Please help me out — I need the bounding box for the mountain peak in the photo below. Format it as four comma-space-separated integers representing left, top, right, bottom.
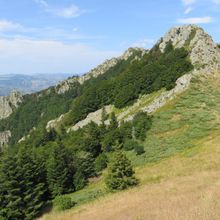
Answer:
159, 25, 220, 73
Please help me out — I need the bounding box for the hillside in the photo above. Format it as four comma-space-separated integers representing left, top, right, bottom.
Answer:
41, 72, 220, 220
1, 24, 220, 220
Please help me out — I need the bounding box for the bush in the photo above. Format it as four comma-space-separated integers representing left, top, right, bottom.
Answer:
134, 144, 145, 155
123, 139, 136, 151
73, 170, 87, 191
133, 112, 152, 141
95, 153, 107, 172
54, 196, 76, 211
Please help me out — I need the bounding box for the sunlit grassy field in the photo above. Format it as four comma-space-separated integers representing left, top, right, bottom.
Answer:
40, 73, 220, 220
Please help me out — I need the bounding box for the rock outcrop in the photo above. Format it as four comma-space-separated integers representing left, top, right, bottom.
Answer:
67, 106, 113, 132
0, 130, 11, 149
46, 114, 65, 131
159, 25, 220, 73
0, 91, 23, 119
55, 48, 148, 94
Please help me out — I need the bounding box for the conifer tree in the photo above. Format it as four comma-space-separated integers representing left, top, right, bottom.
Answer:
17, 147, 48, 220
105, 152, 138, 190
109, 112, 118, 130
46, 144, 75, 197
0, 147, 48, 220
0, 152, 23, 219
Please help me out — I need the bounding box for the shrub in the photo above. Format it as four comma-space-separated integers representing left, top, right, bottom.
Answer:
134, 144, 145, 155
123, 139, 136, 151
133, 112, 152, 141
95, 153, 107, 172
54, 196, 76, 211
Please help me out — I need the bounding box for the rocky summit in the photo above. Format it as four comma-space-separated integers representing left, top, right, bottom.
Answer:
159, 25, 220, 73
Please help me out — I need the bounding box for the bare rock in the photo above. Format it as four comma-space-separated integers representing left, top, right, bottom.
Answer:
0, 130, 11, 149
46, 114, 65, 131
0, 91, 23, 119
159, 25, 220, 73
67, 105, 113, 132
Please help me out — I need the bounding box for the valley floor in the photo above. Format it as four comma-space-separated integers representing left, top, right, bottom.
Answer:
41, 130, 220, 220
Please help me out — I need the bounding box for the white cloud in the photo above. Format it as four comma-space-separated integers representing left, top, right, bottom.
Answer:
182, 0, 196, 6
51, 5, 85, 18
132, 38, 155, 48
0, 37, 120, 74
177, 16, 213, 24
184, 7, 193, 14
34, 0, 85, 18
0, 20, 24, 32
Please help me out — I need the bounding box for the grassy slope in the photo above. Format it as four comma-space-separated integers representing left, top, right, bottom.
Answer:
41, 73, 220, 220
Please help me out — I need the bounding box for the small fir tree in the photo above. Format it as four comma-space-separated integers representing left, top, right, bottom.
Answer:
105, 152, 138, 190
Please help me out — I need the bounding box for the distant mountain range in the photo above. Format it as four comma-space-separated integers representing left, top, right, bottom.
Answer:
0, 73, 73, 96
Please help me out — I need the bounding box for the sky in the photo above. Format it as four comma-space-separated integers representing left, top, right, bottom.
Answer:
0, 0, 219, 75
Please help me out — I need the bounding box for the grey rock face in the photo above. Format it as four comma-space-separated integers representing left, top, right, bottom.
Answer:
0, 91, 23, 119
46, 114, 65, 131
159, 25, 220, 73
55, 48, 148, 94
67, 105, 113, 132
0, 130, 11, 149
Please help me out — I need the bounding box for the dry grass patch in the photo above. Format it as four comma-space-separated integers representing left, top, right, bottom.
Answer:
41, 132, 220, 220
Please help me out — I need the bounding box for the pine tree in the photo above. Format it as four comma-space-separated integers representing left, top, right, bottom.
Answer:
109, 112, 118, 130
105, 152, 138, 190
73, 169, 86, 191
46, 144, 75, 197
17, 147, 48, 220
0, 152, 23, 220
83, 122, 102, 157
0, 147, 48, 220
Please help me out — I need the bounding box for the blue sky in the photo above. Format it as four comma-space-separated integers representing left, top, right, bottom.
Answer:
0, 0, 219, 74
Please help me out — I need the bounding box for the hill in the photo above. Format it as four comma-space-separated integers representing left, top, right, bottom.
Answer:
1, 24, 220, 220
41, 71, 220, 220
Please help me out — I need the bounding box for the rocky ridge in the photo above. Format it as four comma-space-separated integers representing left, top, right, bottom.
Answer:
55, 48, 148, 94
65, 25, 220, 131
